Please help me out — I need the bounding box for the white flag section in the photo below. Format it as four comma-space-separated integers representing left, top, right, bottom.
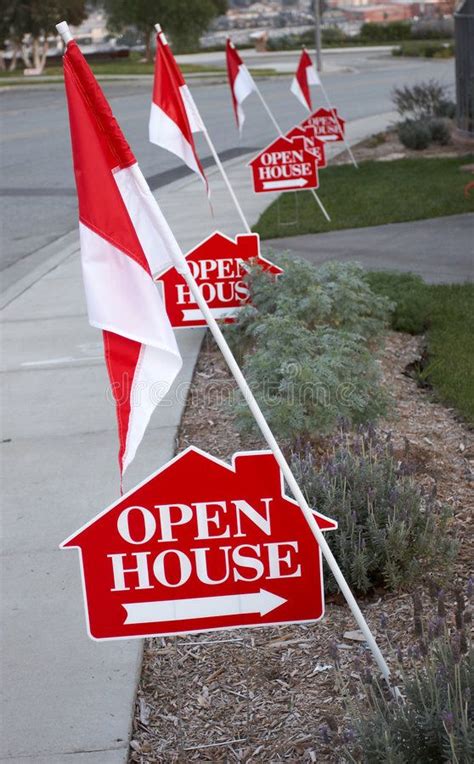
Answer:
150, 29, 208, 192
63, 38, 182, 480
291, 49, 321, 111
226, 39, 257, 133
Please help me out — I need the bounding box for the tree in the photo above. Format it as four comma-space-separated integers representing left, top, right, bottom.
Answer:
0, 0, 87, 72
102, 0, 227, 59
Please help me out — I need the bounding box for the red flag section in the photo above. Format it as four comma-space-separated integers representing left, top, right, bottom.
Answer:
226, 38, 256, 133
63, 41, 183, 479
290, 49, 321, 111
150, 30, 208, 192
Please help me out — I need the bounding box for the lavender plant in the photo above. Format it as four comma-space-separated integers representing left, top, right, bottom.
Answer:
343, 584, 473, 763
291, 427, 455, 593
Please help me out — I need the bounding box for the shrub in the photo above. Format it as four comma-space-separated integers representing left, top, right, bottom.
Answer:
227, 256, 392, 348
343, 585, 473, 763
233, 320, 388, 441
360, 21, 412, 42
428, 117, 451, 145
227, 258, 392, 443
392, 79, 456, 121
398, 119, 432, 150
291, 428, 455, 594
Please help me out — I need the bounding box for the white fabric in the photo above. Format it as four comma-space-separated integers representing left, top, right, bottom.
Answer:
290, 77, 308, 109
149, 101, 202, 179
290, 64, 320, 110
114, 164, 185, 277
233, 64, 256, 132
180, 84, 205, 133
306, 62, 321, 86
79, 222, 182, 473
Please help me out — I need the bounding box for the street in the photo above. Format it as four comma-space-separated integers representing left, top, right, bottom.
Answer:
0, 50, 454, 286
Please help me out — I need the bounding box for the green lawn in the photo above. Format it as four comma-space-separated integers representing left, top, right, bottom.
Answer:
254, 157, 474, 240
367, 272, 474, 423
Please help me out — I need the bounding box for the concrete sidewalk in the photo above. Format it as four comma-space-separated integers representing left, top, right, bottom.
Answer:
263, 214, 474, 284
1, 109, 397, 763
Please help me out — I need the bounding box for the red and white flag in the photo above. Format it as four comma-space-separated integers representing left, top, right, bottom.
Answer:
291, 49, 321, 111
150, 29, 208, 192
226, 38, 256, 134
63, 41, 183, 478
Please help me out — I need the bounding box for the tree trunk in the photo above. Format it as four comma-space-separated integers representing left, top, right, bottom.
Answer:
38, 39, 49, 74
21, 42, 32, 68
144, 30, 152, 62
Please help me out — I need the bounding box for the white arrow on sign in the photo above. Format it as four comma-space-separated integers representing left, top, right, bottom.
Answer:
123, 588, 287, 625
262, 178, 309, 190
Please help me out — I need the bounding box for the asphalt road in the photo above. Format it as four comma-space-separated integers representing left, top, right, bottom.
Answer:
0, 50, 454, 281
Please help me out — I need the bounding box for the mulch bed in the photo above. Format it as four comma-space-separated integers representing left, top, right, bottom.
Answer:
129, 328, 473, 762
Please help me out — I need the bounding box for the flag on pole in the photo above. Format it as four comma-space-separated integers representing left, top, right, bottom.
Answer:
150, 30, 208, 193
63, 40, 183, 479
226, 38, 257, 134
291, 49, 321, 111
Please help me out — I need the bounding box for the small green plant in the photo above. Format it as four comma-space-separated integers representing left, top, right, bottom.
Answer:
341, 584, 473, 763
398, 119, 432, 150
392, 79, 455, 121
428, 117, 452, 145
291, 427, 455, 594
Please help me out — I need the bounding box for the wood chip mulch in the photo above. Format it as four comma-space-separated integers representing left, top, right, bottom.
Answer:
130, 330, 473, 763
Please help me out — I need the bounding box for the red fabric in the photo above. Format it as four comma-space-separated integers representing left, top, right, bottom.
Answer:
295, 49, 313, 111
63, 41, 150, 276
226, 39, 241, 127
63, 41, 152, 481
103, 330, 141, 478
152, 34, 207, 186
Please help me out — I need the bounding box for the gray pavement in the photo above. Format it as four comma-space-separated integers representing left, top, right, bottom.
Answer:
0, 50, 455, 280
0, 95, 462, 763
263, 214, 474, 284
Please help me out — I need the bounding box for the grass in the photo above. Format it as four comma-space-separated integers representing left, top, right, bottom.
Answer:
367, 272, 474, 422
254, 156, 474, 239
0, 50, 279, 79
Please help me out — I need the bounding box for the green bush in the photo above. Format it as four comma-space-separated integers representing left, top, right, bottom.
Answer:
343, 585, 472, 762
398, 119, 432, 150
392, 80, 456, 121
360, 21, 412, 42
227, 255, 392, 346
428, 117, 451, 145
233, 319, 388, 440
226, 257, 392, 442
291, 428, 455, 594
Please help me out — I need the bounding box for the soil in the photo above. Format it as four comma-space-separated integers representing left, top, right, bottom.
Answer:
129, 329, 473, 763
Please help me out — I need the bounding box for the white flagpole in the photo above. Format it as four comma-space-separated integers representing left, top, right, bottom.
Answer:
155, 25, 252, 235
250, 78, 331, 223
317, 78, 358, 169
57, 19, 391, 688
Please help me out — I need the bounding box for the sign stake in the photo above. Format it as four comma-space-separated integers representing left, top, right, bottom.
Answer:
173, 253, 391, 686
250, 80, 331, 222
57, 19, 390, 688
316, 77, 359, 169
